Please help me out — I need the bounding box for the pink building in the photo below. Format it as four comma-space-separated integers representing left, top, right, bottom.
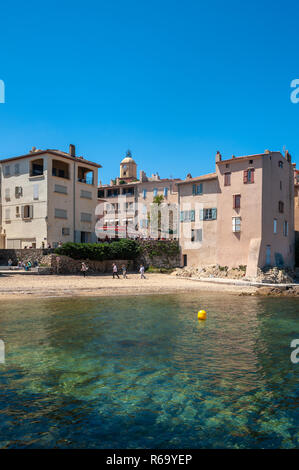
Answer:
178, 150, 295, 277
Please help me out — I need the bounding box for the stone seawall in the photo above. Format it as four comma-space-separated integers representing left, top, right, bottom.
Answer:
0, 248, 53, 265
136, 240, 180, 269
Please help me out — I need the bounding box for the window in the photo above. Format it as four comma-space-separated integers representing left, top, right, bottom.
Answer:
153, 188, 158, 197
30, 159, 44, 177
4, 165, 10, 177
232, 217, 241, 232
192, 183, 203, 195
142, 189, 147, 199
81, 212, 92, 222
62, 228, 70, 236
16, 206, 20, 217
140, 219, 148, 228
5, 188, 10, 200
233, 194, 241, 209
55, 208, 67, 219
283, 221, 288, 237
243, 169, 254, 184
224, 173, 231, 186
5, 208, 10, 220
33, 184, 39, 200
191, 229, 202, 242
15, 186, 23, 198
52, 160, 69, 179
278, 161, 284, 168
78, 166, 94, 185
54, 184, 68, 194
280, 181, 282, 191
273, 219, 277, 234
163, 187, 168, 197
14, 163, 20, 175
200, 208, 217, 220
278, 201, 284, 213
98, 189, 105, 198
80, 190, 92, 199
23, 205, 33, 219
180, 210, 195, 222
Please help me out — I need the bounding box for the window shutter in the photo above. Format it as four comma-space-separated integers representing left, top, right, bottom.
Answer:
33, 184, 39, 200
74, 230, 80, 243
233, 195, 236, 209
153, 188, 158, 197
212, 208, 217, 220
163, 187, 168, 197
199, 183, 203, 194
191, 210, 195, 221
243, 170, 248, 183
180, 211, 184, 222
29, 205, 33, 218
199, 209, 204, 220
251, 169, 255, 183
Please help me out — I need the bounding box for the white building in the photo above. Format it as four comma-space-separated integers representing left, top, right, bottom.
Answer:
0, 145, 101, 248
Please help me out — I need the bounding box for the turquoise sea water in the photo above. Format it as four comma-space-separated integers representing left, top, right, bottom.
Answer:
0, 292, 299, 448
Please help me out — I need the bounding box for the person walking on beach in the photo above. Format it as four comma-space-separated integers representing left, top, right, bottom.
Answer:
121, 264, 127, 279
112, 263, 119, 279
139, 264, 146, 279
81, 262, 88, 277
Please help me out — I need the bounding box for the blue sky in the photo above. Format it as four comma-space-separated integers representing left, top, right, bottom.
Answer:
0, 0, 298, 183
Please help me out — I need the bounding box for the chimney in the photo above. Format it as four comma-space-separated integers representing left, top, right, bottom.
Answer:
285, 150, 292, 163
215, 151, 222, 163
69, 144, 76, 157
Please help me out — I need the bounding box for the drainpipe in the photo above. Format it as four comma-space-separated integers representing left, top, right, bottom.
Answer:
73, 161, 76, 242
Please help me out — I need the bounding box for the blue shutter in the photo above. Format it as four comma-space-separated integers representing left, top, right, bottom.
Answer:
143, 189, 147, 199
192, 184, 196, 195
212, 208, 217, 220
191, 210, 195, 221
74, 230, 81, 242
153, 188, 158, 197
199, 209, 204, 221
163, 187, 168, 197
197, 183, 203, 195
180, 211, 184, 222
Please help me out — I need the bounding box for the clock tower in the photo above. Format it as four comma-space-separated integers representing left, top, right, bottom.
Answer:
120, 150, 137, 179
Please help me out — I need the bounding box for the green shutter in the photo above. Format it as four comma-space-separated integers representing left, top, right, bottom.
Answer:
192, 184, 196, 195
197, 183, 203, 195
199, 209, 204, 220
191, 210, 195, 221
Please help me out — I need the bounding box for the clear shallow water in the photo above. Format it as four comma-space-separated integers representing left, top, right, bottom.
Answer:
0, 293, 298, 449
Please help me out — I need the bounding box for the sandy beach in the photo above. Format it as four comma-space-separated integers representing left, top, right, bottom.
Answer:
0, 272, 257, 300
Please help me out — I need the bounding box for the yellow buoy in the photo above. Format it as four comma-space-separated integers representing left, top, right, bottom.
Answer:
198, 310, 207, 321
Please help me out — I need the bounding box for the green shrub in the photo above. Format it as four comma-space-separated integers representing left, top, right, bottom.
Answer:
54, 239, 141, 261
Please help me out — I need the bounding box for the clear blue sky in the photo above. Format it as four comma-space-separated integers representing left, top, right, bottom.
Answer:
0, 0, 299, 183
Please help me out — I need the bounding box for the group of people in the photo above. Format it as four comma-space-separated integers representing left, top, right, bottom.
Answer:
112, 263, 146, 279
7, 258, 39, 271
80, 261, 146, 279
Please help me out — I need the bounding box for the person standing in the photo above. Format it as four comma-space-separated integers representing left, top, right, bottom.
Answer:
81, 262, 88, 277
121, 264, 127, 279
7, 258, 12, 270
139, 264, 146, 279
112, 263, 119, 279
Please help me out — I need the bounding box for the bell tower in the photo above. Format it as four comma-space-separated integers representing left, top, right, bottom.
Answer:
120, 150, 137, 179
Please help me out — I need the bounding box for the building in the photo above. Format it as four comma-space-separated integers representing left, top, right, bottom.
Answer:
294, 165, 299, 232
97, 151, 181, 239
0, 145, 101, 248
178, 150, 295, 276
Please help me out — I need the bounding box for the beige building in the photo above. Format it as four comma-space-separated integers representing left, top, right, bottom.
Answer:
97, 151, 181, 239
0, 145, 101, 248
178, 150, 295, 276
294, 166, 299, 232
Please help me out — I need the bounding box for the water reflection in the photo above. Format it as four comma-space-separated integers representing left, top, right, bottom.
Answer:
0, 293, 298, 448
